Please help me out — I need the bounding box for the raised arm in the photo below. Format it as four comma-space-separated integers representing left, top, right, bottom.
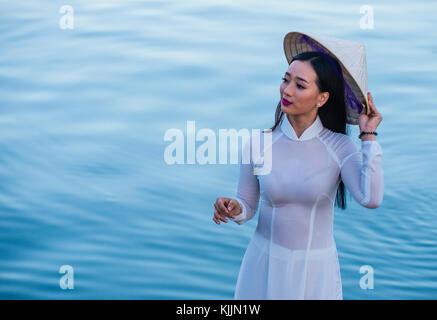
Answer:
340, 139, 384, 209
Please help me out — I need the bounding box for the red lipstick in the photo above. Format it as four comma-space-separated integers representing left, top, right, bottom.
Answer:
282, 98, 292, 106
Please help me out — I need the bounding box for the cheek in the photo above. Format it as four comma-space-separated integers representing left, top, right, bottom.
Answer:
299, 90, 314, 102
296, 91, 317, 109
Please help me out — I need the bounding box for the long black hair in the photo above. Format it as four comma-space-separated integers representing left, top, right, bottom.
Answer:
269, 51, 350, 210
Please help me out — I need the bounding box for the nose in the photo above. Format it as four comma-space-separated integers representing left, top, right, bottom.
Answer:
283, 82, 294, 98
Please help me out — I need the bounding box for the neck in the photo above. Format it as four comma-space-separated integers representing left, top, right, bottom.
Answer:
286, 112, 318, 139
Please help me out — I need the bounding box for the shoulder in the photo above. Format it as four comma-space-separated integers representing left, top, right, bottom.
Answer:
318, 128, 358, 157
318, 127, 349, 144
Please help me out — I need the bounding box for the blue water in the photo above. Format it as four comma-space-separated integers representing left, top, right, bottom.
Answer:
1, 0, 436, 299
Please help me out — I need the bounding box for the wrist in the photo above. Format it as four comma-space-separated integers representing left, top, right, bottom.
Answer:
359, 130, 378, 140
360, 135, 376, 141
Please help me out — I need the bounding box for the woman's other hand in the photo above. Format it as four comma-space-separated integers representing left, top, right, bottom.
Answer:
213, 197, 242, 224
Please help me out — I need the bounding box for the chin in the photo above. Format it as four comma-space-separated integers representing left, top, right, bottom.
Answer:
281, 105, 294, 115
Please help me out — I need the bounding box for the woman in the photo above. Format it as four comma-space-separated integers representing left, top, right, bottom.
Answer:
212, 32, 383, 300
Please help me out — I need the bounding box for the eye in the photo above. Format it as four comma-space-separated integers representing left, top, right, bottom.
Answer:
282, 77, 305, 89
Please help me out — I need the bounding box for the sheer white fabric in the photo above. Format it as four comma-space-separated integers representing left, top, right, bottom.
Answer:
231, 114, 384, 300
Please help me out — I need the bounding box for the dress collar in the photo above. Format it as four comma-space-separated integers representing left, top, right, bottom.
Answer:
280, 113, 324, 141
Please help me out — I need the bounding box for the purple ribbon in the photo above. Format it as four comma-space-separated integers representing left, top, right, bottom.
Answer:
298, 35, 363, 114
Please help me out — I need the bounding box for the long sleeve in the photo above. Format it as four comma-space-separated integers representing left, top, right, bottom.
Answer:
340, 139, 384, 209
231, 136, 260, 225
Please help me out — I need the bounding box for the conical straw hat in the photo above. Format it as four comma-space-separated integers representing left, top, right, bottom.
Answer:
283, 31, 368, 125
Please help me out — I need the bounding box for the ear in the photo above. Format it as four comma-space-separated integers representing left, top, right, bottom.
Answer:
318, 92, 329, 107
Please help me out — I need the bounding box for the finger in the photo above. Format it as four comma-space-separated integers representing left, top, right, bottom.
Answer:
367, 104, 375, 116
227, 199, 235, 217
367, 99, 378, 116
217, 198, 230, 215
212, 216, 220, 225
367, 92, 374, 107
368, 93, 378, 111
213, 209, 222, 222
366, 94, 373, 112
214, 202, 226, 216
369, 97, 375, 110
227, 199, 233, 211
371, 100, 380, 114
214, 205, 223, 221
214, 209, 228, 223
214, 202, 222, 214
228, 200, 240, 218
369, 100, 380, 116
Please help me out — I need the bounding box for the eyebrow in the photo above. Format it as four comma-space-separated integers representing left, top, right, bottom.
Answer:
285, 72, 309, 84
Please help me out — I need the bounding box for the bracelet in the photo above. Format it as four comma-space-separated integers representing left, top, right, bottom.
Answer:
359, 131, 378, 139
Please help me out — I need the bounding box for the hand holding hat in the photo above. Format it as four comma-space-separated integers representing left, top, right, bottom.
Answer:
358, 92, 382, 140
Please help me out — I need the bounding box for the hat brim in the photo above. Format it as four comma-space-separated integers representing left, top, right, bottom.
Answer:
283, 31, 368, 125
